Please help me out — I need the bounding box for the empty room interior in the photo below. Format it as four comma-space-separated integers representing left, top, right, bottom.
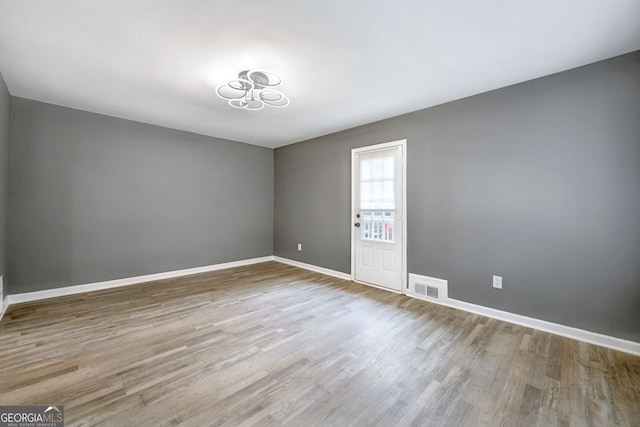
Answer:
0, 1, 639, 426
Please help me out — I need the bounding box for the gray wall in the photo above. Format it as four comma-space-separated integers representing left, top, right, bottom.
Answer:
10, 98, 273, 293
0, 72, 9, 302
274, 51, 640, 342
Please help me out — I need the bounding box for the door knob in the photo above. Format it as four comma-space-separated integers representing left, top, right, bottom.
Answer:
354, 222, 361, 227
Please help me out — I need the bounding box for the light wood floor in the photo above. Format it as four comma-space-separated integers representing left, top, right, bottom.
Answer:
1, 261, 638, 426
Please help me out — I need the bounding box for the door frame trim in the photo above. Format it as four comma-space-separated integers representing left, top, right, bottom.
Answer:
350, 139, 407, 293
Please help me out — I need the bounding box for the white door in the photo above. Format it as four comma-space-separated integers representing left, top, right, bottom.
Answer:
352, 141, 405, 292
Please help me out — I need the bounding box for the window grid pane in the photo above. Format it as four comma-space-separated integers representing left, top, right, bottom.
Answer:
361, 211, 394, 242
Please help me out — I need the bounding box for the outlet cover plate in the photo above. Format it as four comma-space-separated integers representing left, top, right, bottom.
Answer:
493, 275, 503, 289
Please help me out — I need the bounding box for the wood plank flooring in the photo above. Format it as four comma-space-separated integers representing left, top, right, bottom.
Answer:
1, 261, 638, 426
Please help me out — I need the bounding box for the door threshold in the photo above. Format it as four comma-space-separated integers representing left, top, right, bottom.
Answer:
353, 279, 404, 295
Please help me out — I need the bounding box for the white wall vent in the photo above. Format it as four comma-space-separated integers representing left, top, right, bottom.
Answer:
409, 273, 448, 303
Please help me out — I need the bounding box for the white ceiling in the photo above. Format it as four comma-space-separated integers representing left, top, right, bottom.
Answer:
0, 1, 639, 149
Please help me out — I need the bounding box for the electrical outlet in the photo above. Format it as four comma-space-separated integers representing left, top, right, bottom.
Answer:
297, 243, 302, 251
492, 275, 503, 289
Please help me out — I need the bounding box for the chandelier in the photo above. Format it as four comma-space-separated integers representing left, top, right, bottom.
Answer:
216, 70, 289, 110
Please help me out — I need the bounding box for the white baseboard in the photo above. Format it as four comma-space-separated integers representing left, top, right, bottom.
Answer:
0, 296, 8, 322
6, 256, 274, 306
410, 294, 640, 356
3, 255, 638, 357
272, 260, 640, 356
273, 256, 352, 281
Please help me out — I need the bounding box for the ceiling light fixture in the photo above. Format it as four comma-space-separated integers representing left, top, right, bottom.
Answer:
216, 70, 289, 110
